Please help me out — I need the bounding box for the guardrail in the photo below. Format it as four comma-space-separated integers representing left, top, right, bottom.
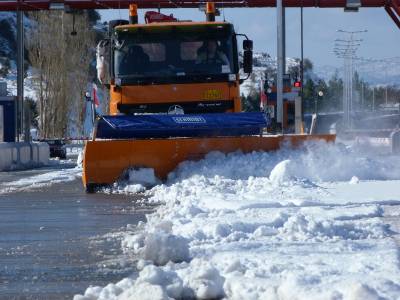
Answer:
392, 130, 400, 154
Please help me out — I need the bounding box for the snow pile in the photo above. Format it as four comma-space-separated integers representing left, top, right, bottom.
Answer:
166, 141, 400, 184
123, 221, 190, 266
128, 168, 160, 187
75, 141, 400, 300
100, 167, 161, 195
349, 175, 360, 184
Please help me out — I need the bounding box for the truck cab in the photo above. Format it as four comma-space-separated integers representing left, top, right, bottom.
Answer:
97, 9, 253, 116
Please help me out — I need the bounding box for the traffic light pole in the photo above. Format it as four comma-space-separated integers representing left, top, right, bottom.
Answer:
300, 5, 304, 128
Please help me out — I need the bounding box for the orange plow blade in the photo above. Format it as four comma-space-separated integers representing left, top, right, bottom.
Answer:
82, 134, 335, 192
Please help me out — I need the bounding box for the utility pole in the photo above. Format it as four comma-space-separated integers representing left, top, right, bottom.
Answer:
282, 7, 286, 75
334, 29, 367, 129
385, 87, 388, 105
300, 3, 304, 128
385, 68, 388, 106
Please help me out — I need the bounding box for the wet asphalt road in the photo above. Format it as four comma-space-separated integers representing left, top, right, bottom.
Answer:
0, 162, 151, 300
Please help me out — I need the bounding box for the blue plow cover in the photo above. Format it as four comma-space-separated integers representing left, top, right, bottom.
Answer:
96, 112, 269, 139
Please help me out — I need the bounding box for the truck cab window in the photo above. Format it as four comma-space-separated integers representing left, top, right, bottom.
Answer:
114, 25, 236, 81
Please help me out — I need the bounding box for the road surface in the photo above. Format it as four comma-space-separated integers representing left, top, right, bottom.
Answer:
0, 161, 151, 299
1, 149, 400, 300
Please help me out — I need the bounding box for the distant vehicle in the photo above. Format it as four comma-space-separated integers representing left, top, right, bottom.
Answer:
41, 139, 67, 159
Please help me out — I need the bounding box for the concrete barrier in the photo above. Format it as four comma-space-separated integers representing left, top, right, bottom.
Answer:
0, 142, 49, 171
391, 130, 400, 154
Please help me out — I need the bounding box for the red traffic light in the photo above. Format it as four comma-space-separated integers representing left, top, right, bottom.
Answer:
294, 81, 302, 88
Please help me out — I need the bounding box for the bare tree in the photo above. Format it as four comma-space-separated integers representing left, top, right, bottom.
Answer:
27, 11, 95, 138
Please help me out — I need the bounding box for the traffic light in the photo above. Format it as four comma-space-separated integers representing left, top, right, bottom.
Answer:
294, 81, 302, 88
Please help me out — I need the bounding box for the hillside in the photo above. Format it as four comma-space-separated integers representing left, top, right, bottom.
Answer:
0, 12, 17, 76
241, 53, 318, 96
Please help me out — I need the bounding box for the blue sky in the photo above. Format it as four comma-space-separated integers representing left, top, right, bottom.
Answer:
99, 7, 400, 68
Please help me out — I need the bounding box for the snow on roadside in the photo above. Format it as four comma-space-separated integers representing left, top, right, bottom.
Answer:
0, 159, 82, 194
75, 141, 400, 300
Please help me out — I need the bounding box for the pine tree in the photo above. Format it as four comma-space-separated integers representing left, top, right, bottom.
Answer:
303, 79, 315, 113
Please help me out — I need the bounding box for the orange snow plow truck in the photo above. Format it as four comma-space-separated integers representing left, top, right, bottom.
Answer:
82, 3, 335, 192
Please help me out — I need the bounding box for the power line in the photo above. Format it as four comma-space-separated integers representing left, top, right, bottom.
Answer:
334, 29, 367, 129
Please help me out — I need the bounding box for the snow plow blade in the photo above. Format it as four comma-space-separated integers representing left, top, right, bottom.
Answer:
82, 134, 335, 192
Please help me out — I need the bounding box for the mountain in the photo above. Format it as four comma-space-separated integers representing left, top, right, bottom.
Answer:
0, 10, 103, 97
315, 58, 400, 87
241, 52, 319, 96
241, 52, 400, 96
0, 12, 36, 97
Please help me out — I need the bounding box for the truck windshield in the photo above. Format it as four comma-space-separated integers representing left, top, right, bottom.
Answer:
114, 25, 236, 80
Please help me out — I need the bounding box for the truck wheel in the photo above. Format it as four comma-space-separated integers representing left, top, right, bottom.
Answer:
85, 184, 97, 193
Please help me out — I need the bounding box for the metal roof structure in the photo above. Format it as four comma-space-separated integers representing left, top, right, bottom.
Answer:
0, 0, 395, 9
0, 0, 398, 28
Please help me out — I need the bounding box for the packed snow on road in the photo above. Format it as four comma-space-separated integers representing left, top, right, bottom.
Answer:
74, 140, 400, 300
0, 158, 82, 194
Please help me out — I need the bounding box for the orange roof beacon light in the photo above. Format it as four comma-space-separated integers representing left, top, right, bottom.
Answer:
129, 4, 138, 24
206, 2, 216, 21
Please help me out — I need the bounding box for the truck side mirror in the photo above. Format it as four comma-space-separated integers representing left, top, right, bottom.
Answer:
243, 39, 253, 51
243, 40, 253, 74
96, 39, 110, 85
243, 50, 253, 74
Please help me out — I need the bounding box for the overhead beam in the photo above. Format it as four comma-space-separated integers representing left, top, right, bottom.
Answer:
0, 0, 391, 11
392, 0, 400, 16
386, 5, 400, 29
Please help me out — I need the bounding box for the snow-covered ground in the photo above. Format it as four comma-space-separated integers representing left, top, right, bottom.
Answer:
74, 140, 400, 300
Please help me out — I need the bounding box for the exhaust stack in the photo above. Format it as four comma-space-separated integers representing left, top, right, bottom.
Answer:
206, 2, 215, 21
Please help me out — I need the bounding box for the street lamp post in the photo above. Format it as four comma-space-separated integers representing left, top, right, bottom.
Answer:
315, 90, 324, 114
361, 82, 364, 111
372, 87, 375, 112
